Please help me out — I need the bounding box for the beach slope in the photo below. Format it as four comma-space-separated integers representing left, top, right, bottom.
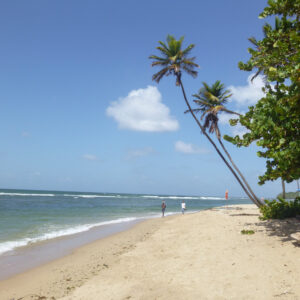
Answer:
1, 204, 300, 300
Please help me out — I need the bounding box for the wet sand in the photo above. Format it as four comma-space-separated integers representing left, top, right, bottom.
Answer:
0, 219, 142, 280
1, 204, 300, 300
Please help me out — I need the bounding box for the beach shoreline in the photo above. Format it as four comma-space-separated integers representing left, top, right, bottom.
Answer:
1, 204, 300, 300
0, 218, 144, 281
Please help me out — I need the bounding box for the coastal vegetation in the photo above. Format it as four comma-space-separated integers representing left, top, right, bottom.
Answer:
241, 229, 255, 235
277, 191, 300, 199
224, 0, 300, 194
259, 197, 300, 220
149, 0, 299, 216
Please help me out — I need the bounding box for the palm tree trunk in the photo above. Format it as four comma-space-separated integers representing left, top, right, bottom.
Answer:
177, 76, 262, 207
281, 179, 286, 199
217, 135, 263, 205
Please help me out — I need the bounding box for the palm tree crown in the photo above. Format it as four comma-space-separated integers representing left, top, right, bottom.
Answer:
192, 81, 233, 116
149, 35, 199, 86
190, 81, 239, 138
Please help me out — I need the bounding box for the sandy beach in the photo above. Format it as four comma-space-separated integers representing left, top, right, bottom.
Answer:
1, 204, 300, 300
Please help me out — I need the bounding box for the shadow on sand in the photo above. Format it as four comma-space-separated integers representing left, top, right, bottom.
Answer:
250, 217, 300, 247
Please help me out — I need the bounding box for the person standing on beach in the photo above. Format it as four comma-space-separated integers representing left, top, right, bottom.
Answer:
161, 200, 166, 217
181, 200, 186, 214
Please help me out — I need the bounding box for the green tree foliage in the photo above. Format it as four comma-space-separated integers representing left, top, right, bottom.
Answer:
224, 0, 300, 185
259, 197, 300, 220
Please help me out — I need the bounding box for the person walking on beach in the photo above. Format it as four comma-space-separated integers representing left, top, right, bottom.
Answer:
181, 200, 186, 214
161, 200, 166, 217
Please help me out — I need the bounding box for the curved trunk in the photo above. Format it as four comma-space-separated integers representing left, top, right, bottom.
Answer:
178, 76, 262, 207
217, 135, 264, 206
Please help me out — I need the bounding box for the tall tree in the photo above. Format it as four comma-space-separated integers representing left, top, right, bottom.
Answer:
224, 0, 300, 187
149, 35, 263, 207
188, 81, 260, 204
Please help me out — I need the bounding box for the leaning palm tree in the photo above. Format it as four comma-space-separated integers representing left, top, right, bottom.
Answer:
149, 35, 262, 207
189, 81, 261, 205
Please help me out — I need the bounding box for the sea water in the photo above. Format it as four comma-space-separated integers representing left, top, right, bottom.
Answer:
0, 189, 251, 256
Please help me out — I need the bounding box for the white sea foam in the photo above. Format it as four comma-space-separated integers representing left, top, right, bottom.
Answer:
200, 197, 225, 200
163, 196, 200, 200
0, 217, 142, 256
0, 192, 55, 197
141, 195, 225, 200
63, 194, 126, 199
141, 195, 195, 199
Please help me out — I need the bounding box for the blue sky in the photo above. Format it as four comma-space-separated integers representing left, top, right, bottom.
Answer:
0, 0, 296, 197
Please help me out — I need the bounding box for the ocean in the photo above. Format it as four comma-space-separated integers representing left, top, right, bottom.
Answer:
0, 189, 251, 256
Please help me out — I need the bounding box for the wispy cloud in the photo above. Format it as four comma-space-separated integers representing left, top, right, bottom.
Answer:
218, 112, 238, 125
82, 154, 98, 161
218, 112, 249, 138
175, 141, 208, 154
232, 124, 250, 138
228, 74, 265, 106
126, 147, 155, 160
106, 86, 179, 132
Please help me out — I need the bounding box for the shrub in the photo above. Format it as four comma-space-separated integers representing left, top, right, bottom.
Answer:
241, 229, 255, 235
259, 197, 300, 220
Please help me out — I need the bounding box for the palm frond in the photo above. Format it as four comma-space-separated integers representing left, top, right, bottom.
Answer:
158, 41, 170, 52
212, 105, 224, 114
184, 108, 203, 114
200, 107, 214, 120
204, 92, 220, 103
151, 60, 169, 67
192, 94, 207, 102
203, 113, 218, 133
156, 46, 171, 57
182, 57, 199, 67
193, 99, 214, 107
149, 55, 169, 62
152, 67, 170, 83
182, 44, 195, 56
182, 65, 198, 78
221, 108, 242, 116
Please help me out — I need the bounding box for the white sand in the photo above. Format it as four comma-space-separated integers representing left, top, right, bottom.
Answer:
1, 204, 300, 300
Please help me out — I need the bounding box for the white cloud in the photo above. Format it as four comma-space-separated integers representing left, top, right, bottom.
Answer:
218, 113, 235, 125
218, 112, 249, 138
175, 141, 208, 154
218, 111, 245, 125
229, 74, 266, 106
106, 86, 179, 132
126, 147, 155, 160
232, 124, 250, 138
83, 154, 98, 161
